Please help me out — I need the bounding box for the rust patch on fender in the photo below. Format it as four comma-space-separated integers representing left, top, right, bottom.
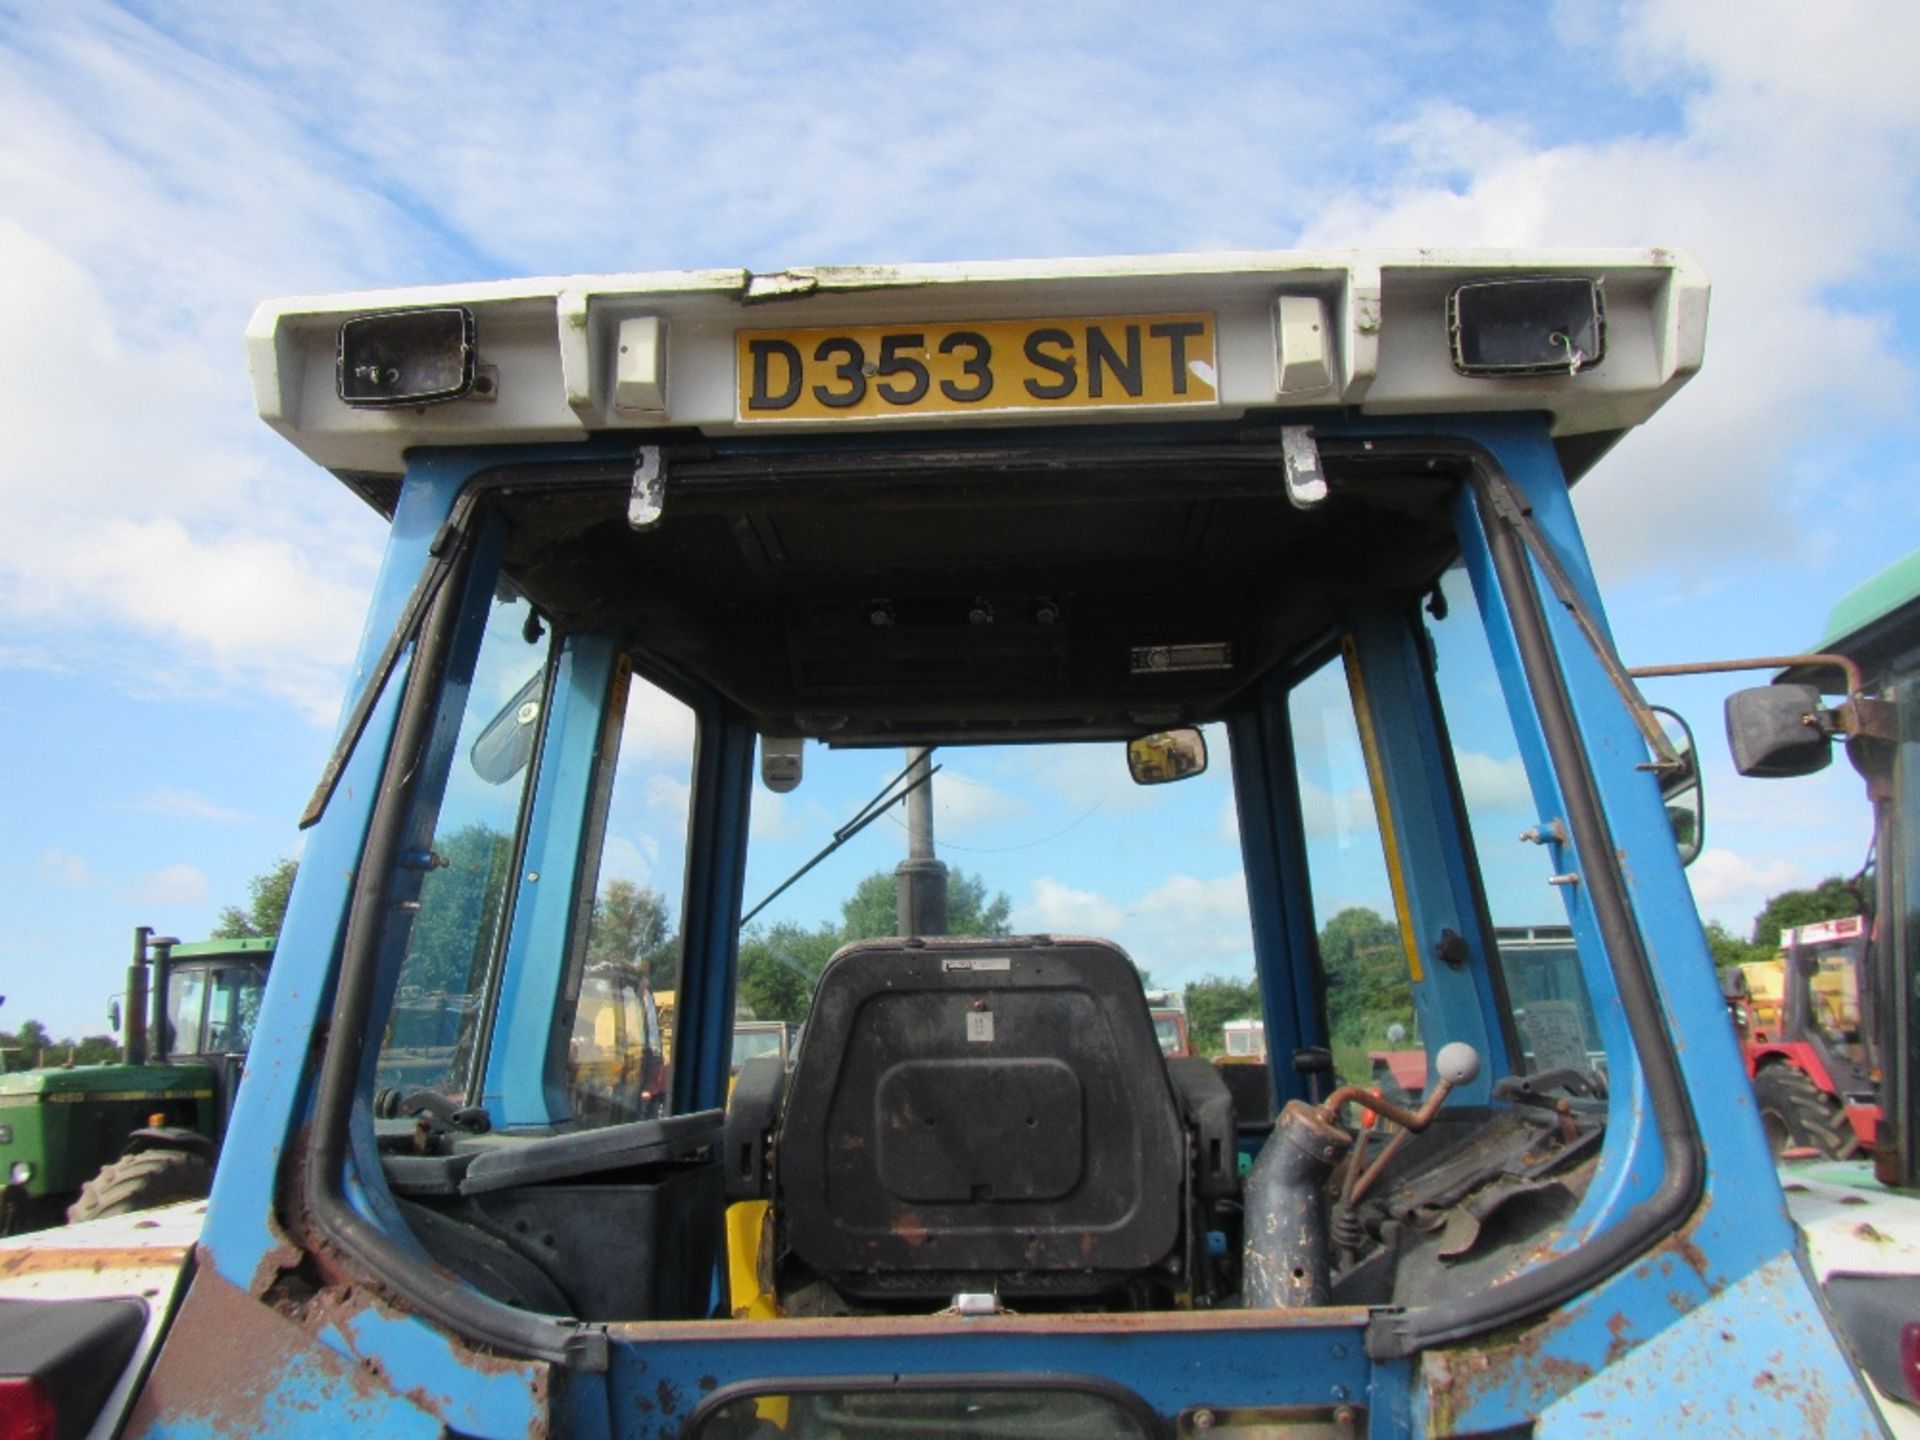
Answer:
1603, 1312, 1634, 1367
124, 1254, 551, 1436
122, 1265, 385, 1436
657, 1378, 683, 1417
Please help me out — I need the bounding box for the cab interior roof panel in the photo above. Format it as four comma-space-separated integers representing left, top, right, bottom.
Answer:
494, 441, 1461, 743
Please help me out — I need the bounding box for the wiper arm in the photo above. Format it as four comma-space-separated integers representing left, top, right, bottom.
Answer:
299, 506, 480, 829
1481, 472, 1684, 773
739, 751, 941, 928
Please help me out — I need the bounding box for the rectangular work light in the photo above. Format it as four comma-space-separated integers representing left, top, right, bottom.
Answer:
1448, 277, 1605, 377
336, 306, 476, 407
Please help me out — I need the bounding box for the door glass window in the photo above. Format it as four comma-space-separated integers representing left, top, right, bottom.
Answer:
1288, 650, 1416, 1086
205, 963, 267, 1054
375, 588, 550, 1098
164, 966, 208, 1057
562, 662, 695, 1125
1423, 564, 1603, 1073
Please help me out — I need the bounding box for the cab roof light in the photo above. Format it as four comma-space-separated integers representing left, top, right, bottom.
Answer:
1448, 276, 1606, 378
336, 306, 476, 408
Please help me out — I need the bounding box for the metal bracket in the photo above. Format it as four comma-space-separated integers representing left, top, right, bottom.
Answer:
628, 446, 666, 530
1280, 426, 1329, 509
1837, 696, 1899, 744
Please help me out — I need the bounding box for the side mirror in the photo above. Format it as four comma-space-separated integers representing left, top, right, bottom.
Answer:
1650, 705, 1705, 867
109, 999, 122, 1033
1126, 728, 1208, 785
1725, 684, 1833, 779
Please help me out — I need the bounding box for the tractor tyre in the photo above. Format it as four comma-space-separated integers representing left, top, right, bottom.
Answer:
66, 1147, 212, 1224
1752, 1064, 1861, 1160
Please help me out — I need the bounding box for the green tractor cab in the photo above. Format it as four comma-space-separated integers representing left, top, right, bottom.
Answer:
0, 930, 271, 1232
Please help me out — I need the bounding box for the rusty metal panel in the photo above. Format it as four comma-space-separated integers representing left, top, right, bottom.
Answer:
0, 1201, 202, 1440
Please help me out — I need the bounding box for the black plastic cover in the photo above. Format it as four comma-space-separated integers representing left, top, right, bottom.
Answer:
0, 1296, 146, 1440
1824, 1271, 1920, 1409
457, 1109, 721, 1196
724, 1055, 786, 1201
1166, 1055, 1236, 1199
775, 937, 1184, 1292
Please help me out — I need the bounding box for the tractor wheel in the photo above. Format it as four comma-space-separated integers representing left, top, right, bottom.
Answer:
1752, 1064, 1861, 1160
66, 1147, 212, 1224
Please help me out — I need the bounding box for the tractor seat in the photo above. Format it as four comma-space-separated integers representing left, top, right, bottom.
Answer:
725, 935, 1234, 1308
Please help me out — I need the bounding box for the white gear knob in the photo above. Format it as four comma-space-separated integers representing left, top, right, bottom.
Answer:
1435, 1042, 1482, 1086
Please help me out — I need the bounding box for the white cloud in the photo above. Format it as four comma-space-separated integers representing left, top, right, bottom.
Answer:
1297, 0, 1920, 584
1219, 796, 1242, 846
132, 862, 209, 906
1014, 877, 1126, 937
133, 786, 250, 824
645, 773, 692, 829
620, 684, 698, 768
1298, 777, 1378, 844
1012, 871, 1254, 987
748, 788, 806, 844
1686, 846, 1809, 930
1455, 750, 1533, 814
929, 767, 1031, 836
599, 832, 661, 889
37, 848, 97, 888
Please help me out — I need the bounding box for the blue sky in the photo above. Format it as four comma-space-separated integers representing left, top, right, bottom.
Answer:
2, 1, 1918, 1040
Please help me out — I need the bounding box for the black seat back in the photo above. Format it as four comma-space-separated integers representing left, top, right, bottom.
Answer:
774, 936, 1186, 1300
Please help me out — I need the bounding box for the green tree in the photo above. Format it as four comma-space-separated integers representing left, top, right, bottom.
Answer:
1184, 975, 1262, 1057
1317, 906, 1414, 1078
1704, 920, 1766, 975
737, 921, 843, 1022
405, 823, 515, 995
585, 879, 680, 990
72, 1034, 118, 1065
212, 858, 299, 939
1750, 878, 1864, 950
1, 1019, 53, 1069
838, 867, 1013, 941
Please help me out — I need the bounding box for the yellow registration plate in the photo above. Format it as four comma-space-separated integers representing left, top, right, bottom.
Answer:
735, 312, 1218, 422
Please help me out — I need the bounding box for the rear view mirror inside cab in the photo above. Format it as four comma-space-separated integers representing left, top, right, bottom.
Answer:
1126, 728, 1207, 785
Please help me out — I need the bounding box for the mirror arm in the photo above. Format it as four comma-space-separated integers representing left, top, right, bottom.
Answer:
1628, 655, 1894, 747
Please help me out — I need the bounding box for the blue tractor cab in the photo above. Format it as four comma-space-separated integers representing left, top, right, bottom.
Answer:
6, 251, 1889, 1437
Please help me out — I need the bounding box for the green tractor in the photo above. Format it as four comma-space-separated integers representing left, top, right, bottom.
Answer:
0, 926, 271, 1232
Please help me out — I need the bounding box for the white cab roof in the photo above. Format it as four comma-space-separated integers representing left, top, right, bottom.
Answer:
248, 248, 1707, 483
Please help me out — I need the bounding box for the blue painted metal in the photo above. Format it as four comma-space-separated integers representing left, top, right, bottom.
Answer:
138, 423, 1871, 1437
1226, 698, 1325, 1105
601, 1317, 1374, 1440
1343, 606, 1504, 1102
668, 695, 754, 1116
1433, 1253, 1883, 1436
483, 634, 621, 1128
147, 448, 627, 1440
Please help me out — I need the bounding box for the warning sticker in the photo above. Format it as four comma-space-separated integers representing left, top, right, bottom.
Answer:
966, 1011, 995, 1043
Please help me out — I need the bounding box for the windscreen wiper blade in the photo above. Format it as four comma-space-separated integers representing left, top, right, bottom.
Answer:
298, 507, 479, 829
739, 752, 940, 929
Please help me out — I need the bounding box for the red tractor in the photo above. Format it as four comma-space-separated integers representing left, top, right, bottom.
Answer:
1727, 914, 1878, 1159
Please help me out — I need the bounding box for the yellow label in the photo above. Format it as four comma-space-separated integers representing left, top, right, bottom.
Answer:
735, 312, 1217, 422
